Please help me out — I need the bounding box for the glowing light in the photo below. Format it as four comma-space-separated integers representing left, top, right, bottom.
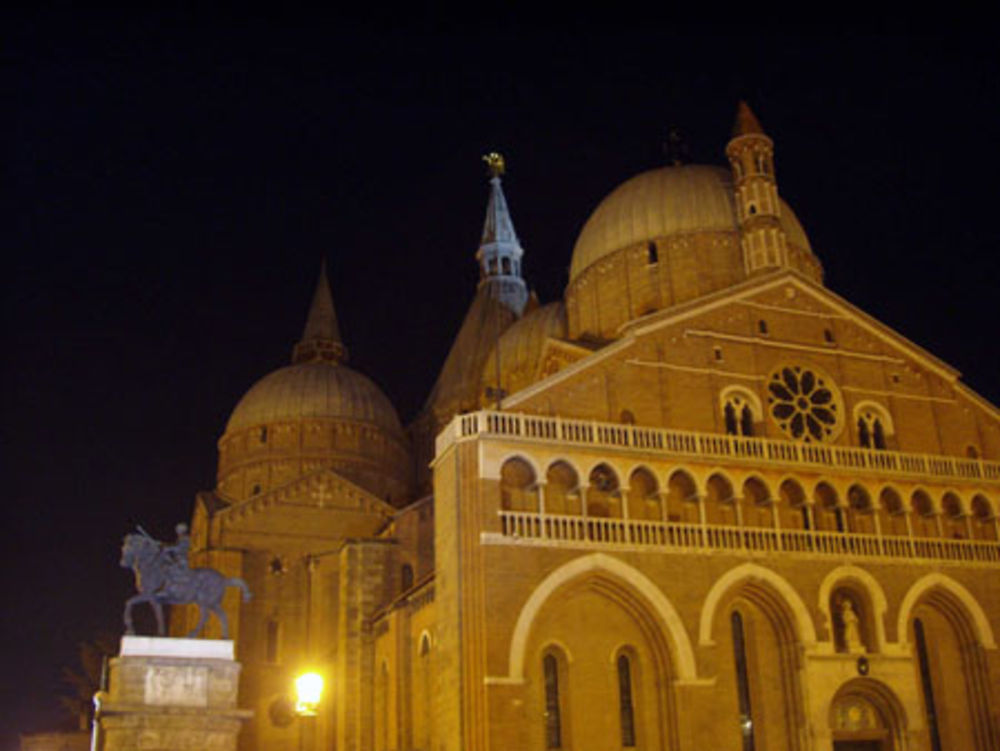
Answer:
295, 671, 324, 716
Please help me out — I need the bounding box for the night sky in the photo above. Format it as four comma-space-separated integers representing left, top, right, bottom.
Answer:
6, 14, 1000, 746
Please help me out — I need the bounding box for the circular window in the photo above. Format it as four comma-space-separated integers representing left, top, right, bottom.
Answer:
767, 364, 843, 442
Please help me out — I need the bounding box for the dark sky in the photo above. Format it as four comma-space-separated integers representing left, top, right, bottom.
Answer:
5, 13, 1000, 745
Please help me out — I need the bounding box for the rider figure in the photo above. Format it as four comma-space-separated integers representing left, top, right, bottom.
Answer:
162, 523, 190, 573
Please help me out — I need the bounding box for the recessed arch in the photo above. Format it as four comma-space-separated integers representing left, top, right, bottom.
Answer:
698, 562, 817, 647
827, 677, 908, 749
897, 573, 997, 649
817, 565, 888, 650
504, 552, 697, 682
497, 452, 541, 479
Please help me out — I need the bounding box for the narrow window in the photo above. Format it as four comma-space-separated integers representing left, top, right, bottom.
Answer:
914, 619, 943, 751
647, 241, 658, 264
502, 257, 511, 274
617, 654, 636, 747
823, 328, 835, 344
724, 403, 738, 435
252, 483, 261, 496
265, 619, 279, 663
714, 346, 723, 361
967, 445, 980, 459
543, 654, 562, 749
401, 563, 414, 592
259, 426, 268, 442
757, 319, 768, 335
748, 204, 757, 215
740, 406, 754, 437
872, 419, 886, 450
858, 418, 871, 448
731, 612, 755, 751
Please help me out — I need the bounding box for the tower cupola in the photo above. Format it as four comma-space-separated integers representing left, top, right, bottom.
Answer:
476, 152, 529, 315
726, 101, 789, 276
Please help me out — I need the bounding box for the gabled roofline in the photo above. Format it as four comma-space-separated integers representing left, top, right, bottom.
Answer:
504, 270, 1000, 422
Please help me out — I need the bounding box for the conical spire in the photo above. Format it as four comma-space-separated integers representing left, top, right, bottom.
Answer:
475, 152, 528, 315
732, 100, 766, 138
292, 259, 348, 364
480, 154, 520, 247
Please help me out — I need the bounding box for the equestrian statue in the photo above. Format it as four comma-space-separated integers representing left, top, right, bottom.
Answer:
120, 523, 251, 638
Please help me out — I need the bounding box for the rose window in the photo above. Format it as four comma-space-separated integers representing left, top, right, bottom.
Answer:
767, 365, 843, 442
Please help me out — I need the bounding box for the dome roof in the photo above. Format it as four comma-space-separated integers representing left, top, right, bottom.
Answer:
482, 301, 567, 398
225, 361, 404, 436
569, 165, 811, 282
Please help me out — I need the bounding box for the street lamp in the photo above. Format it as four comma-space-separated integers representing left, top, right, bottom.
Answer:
295, 671, 324, 751
294, 671, 324, 716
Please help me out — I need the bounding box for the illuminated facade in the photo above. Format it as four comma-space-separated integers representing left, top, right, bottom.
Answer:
177, 103, 1000, 751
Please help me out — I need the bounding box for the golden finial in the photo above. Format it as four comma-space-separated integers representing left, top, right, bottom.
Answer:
482, 152, 506, 178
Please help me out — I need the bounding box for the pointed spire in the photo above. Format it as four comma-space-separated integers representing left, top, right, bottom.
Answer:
475, 152, 528, 315
480, 153, 519, 247
732, 100, 765, 138
292, 259, 348, 364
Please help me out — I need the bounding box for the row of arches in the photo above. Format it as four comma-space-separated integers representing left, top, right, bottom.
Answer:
499, 457, 1000, 541
513, 556, 998, 751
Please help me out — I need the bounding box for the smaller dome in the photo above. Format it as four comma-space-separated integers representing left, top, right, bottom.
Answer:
482, 302, 568, 399
226, 361, 403, 436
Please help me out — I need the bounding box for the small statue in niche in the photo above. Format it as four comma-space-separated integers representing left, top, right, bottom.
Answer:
837, 596, 865, 654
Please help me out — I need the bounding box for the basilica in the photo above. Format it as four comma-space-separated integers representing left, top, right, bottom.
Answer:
173, 103, 1000, 751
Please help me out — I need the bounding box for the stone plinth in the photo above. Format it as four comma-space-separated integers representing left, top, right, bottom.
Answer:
95, 636, 252, 751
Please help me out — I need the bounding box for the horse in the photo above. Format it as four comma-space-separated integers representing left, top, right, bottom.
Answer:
120, 532, 251, 638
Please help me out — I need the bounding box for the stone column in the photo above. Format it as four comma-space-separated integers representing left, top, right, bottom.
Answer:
95, 636, 252, 751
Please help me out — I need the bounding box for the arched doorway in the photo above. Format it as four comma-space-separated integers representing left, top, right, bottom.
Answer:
829, 678, 905, 751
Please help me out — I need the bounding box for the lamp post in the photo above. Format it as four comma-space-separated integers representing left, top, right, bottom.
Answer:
295, 671, 324, 751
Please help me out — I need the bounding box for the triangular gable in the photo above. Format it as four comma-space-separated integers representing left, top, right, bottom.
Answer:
216, 467, 396, 527
536, 337, 599, 381
504, 269, 1000, 421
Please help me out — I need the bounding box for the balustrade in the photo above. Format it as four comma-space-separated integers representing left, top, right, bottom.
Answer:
442, 410, 1000, 486
496, 510, 1000, 565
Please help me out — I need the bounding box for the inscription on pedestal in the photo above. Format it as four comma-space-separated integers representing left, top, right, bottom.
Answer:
144, 664, 209, 706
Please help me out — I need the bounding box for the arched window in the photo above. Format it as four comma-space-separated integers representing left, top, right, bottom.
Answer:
628, 467, 660, 521
971, 495, 997, 540
501, 257, 511, 274
941, 493, 965, 539
500, 457, 536, 511
545, 461, 580, 516
814, 482, 843, 533
730, 611, 756, 751
721, 388, 760, 437
587, 463, 621, 518
855, 402, 892, 450
543, 653, 562, 749
913, 619, 943, 751
667, 469, 698, 523
706, 473, 736, 525
778, 479, 808, 530
647, 241, 658, 264
617, 654, 636, 747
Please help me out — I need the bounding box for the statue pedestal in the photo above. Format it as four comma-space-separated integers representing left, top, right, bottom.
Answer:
95, 636, 252, 751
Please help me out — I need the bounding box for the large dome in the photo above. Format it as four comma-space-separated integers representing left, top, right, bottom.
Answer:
226, 361, 403, 436
569, 165, 811, 282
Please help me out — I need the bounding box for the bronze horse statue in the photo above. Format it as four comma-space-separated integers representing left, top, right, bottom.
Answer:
120, 532, 251, 638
